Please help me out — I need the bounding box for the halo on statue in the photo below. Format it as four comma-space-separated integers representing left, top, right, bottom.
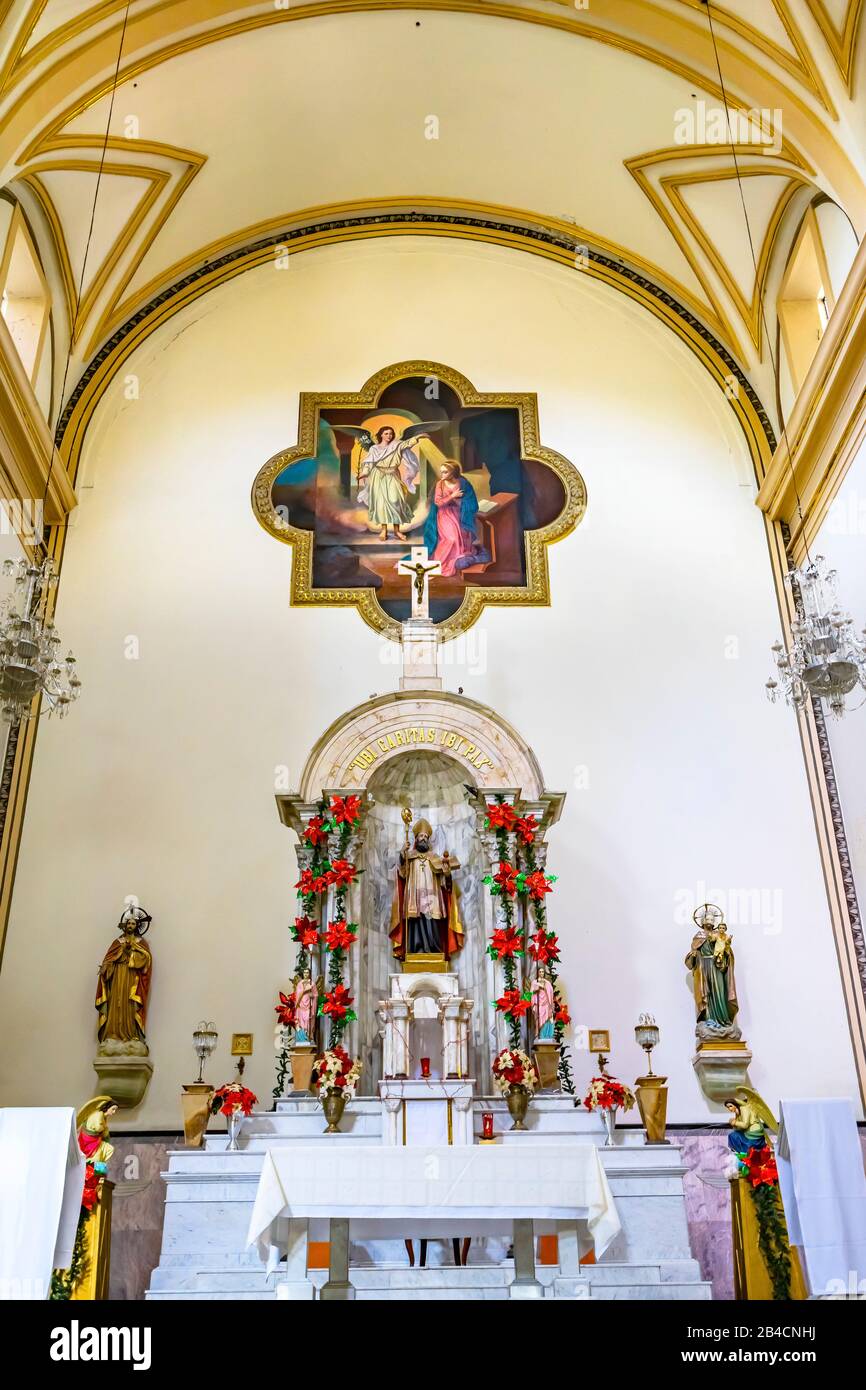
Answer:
693, 902, 724, 931
118, 901, 152, 936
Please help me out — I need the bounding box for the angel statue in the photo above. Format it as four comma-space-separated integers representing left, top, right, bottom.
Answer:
343, 421, 447, 541
77, 1096, 118, 1170
725, 1087, 777, 1163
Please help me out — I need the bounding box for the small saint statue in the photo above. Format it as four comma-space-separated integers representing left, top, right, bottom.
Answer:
95, 903, 153, 1047
291, 969, 319, 1045
685, 904, 741, 1042
77, 1096, 118, 1169
530, 964, 556, 1042
390, 815, 464, 960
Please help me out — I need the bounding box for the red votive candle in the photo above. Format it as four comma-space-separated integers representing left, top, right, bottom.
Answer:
420, 1057, 431, 1078
482, 1111, 495, 1140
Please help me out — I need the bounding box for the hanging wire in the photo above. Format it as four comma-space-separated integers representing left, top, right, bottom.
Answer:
701, 0, 811, 564
41, 0, 133, 539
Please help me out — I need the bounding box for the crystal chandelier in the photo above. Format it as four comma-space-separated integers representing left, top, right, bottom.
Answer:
0, 555, 81, 723
766, 555, 866, 720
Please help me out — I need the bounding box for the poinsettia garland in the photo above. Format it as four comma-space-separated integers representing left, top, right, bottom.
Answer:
482, 797, 574, 1092
50, 1159, 103, 1299
273, 796, 363, 1094
483, 798, 523, 1049
735, 1144, 792, 1300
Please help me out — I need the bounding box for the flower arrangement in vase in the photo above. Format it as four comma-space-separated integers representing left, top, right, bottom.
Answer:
492, 1047, 539, 1130
583, 1074, 635, 1146
311, 1046, 361, 1132
211, 1082, 258, 1151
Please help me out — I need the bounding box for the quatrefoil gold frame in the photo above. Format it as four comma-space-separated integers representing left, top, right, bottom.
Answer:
251, 359, 587, 641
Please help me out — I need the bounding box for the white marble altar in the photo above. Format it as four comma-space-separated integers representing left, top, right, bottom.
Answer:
146, 1096, 712, 1300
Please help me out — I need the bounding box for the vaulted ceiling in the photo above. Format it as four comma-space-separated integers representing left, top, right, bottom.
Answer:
1, 0, 864, 412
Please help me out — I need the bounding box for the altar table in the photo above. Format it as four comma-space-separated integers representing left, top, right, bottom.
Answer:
247, 1143, 619, 1299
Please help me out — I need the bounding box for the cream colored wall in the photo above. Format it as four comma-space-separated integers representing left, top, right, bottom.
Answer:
0, 235, 859, 1128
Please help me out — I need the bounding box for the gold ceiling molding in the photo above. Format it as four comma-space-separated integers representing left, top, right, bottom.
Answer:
663, 167, 810, 354
86, 194, 730, 364
17, 138, 204, 354
804, 0, 865, 90
0, 0, 854, 375
670, 0, 837, 116
251, 358, 587, 641
756, 232, 866, 560
54, 208, 775, 494
627, 146, 816, 361
2, 0, 834, 172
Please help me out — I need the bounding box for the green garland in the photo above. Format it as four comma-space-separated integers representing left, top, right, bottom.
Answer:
273, 798, 329, 1099
327, 815, 354, 1048
50, 1208, 91, 1300
487, 810, 522, 1050
750, 1181, 793, 1300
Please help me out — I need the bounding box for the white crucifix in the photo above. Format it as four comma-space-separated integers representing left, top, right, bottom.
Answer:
398, 546, 442, 620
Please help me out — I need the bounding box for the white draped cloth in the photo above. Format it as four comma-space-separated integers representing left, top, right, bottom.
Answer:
776, 1098, 866, 1297
0, 1108, 85, 1300
248, 1142, 619, 1269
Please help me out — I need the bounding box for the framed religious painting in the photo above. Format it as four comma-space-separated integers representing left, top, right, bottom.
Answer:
251, 360, 586, 638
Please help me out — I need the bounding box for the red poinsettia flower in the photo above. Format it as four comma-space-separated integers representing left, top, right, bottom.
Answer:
330, 795, 362, 826
275, 991, 296, 1026
528, 928, 560, 963
500, 1059, 526, 1086
747, 1144, 779, 1188
295, 868, 328, 897
493, 861, 519, 896
486, 802, 517, 832
327, 859, 358, 888
489, 926, 524, 959
81, 1164, 101, 1213
514, 814, 538, 845
324, 919, 357, 952
555, 1004, 571, 1026
290, 916, 319, 947
321, 985, 354, 1020
522, 870, 553, 901
495, 988, 531, 1019
303, 816, 329, 847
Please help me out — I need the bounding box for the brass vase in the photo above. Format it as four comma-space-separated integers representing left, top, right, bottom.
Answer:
506, 1086, 530, 1131
635, 1074, 670, 1144
322, 1092, 347, 1133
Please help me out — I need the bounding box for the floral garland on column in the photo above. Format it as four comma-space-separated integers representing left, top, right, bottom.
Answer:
273, 795, 362, 1095
483, 797, 574, 1092
736, 1144, 792, 1300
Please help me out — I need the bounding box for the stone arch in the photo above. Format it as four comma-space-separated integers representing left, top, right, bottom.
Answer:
298, 690, 550, 804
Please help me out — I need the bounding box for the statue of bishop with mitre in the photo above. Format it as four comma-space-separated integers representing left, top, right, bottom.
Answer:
390, 812, 464, 963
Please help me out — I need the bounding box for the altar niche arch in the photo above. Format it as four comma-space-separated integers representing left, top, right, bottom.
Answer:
277, 692, 564, 1096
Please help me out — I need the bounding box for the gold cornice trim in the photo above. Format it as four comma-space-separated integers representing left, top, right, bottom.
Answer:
662, 167, 808, 354
250, 358, 587, 641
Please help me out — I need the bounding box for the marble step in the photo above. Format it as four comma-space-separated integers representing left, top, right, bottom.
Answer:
149, 1267, 278, 1293
587, 1282, 712, 1301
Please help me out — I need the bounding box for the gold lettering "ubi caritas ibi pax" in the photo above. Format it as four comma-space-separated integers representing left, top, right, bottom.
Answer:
348, 727, 493, 775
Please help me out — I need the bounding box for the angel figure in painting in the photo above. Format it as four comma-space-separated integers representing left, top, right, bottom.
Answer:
424, 459, 483, 576
346, 422, 445, 541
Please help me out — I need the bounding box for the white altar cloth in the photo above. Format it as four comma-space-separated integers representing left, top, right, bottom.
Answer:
0, 1107, 85, 1300
248, 1142, 619, 1265
776, 1098, 866, 1297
